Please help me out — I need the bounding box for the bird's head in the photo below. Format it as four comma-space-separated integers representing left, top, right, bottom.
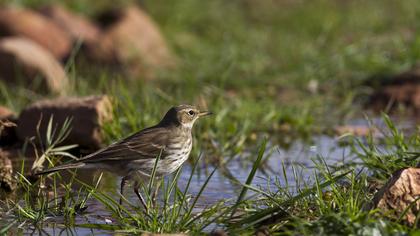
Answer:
159, 104, 212, 129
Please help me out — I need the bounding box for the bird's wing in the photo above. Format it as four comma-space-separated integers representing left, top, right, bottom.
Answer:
79, 126, 169, 163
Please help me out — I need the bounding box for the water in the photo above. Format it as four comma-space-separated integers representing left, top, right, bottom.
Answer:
3, 117, 416, 234
4, 135, 353, 234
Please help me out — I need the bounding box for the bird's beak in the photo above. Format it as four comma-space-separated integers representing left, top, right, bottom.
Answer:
198, 111, 212, 117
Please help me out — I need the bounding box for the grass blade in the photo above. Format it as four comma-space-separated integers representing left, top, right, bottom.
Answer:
230, 138, 267, 218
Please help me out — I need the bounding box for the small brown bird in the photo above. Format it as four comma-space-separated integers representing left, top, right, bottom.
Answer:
36, 104, 211, 208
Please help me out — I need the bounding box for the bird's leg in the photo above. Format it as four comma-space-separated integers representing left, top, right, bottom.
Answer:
119, 176, 129, 205
134, 181, 148, 211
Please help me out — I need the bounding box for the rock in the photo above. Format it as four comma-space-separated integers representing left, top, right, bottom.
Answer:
86, 5, 175, 77
0, 106, 14, 119
0, 106, 17, 146
0, 7, 72, 59
334, 125, 379, 137
209, 229, 228, 236
0, 149, 16, 192
372, 168, 420, 226
0, 37, 69, 94
17, 95, 113, 149
370, 67, 420, 115
39, 5, 101, 45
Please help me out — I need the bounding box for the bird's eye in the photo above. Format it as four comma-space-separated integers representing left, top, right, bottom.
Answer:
188, 110, 195, 116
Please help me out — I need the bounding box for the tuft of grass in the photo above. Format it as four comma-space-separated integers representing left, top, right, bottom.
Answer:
0, 119, 91, 231
31, 116, 78, 173
353, 114, 420, 180
223, 115, 419, 235
37, 155, 226, 234
1, 119, 227, 234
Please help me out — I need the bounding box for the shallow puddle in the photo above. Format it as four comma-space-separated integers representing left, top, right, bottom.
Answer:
3, 117, 416, 234
4, 136, 351, 234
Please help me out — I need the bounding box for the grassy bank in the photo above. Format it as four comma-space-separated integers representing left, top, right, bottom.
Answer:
2, 0, 419, 146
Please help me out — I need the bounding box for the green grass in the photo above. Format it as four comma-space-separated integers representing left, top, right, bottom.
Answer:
0, 0, 420, 234
225, 116, 419, 235
1, 0, 419, 153
1, 114, 418, 234
0, 118, 227, 234
354, 114, 420, 180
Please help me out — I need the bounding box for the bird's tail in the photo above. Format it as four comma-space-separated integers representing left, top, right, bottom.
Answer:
35, 162, 86, 175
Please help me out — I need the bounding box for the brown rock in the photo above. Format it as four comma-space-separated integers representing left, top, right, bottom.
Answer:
210, 229, 228, 236
17, 95, 113, 149
0, 149, 16, 192
0, 106, 14, 119
382, 84, 420, 107
0, 37, 69, 94
0, 7, 72, 59
372, 168, 420, 226
334, 125, 379, 137
0, 106, 17, 146
370, 67, 420, 115
86, 6, 175, 77
39, 5, 101, 45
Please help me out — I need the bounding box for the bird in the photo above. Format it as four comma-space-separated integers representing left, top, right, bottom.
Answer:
35, 104, 212, 209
